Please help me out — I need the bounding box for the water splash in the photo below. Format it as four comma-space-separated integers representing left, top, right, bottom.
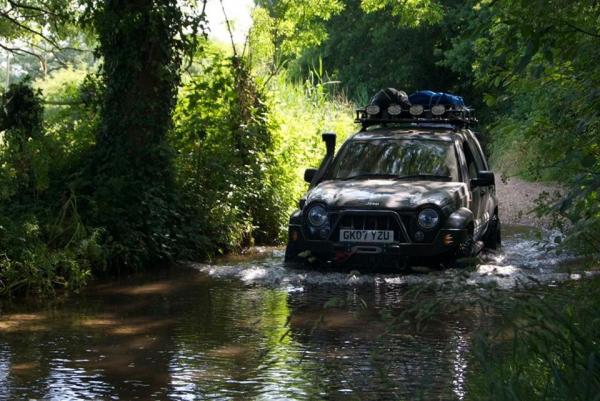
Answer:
193, 225, 593, 291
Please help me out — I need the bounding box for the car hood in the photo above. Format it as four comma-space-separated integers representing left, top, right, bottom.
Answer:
306, 179, 469, 210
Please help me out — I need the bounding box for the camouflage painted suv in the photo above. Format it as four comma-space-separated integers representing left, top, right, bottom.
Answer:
285, 89, 501, 268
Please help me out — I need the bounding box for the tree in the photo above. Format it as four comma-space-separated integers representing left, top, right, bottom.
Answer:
361, 0, 443, 27
293, 0, 469, 101
249, 0, 344, 75
0, 0, 87, 83
81, 0, 207, 267
444, 0, 600, 254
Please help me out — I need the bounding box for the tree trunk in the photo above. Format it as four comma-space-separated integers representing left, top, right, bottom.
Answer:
90, 0, 184, 267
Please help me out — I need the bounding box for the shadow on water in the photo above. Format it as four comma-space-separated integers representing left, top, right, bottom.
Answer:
0, 225, 594, 400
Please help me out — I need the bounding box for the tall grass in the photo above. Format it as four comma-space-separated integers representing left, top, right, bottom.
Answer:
266, 70, 356, 232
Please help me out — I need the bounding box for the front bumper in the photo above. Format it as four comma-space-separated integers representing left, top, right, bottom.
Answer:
286, 227, 468, 264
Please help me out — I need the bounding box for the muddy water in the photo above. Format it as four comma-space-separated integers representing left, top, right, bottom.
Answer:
0, 226, 590, 401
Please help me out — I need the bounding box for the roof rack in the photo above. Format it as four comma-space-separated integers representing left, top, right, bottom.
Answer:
355, 107, 477, 130
356, 89, 478, 130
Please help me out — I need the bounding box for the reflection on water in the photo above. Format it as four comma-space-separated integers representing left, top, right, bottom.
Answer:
0, 225, 588, 400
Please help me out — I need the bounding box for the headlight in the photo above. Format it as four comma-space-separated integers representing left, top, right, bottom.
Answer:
307, 205, 328, 227
417, 208, 439, 229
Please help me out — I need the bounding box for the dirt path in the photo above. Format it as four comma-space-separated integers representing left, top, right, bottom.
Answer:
495, 178, 562, 227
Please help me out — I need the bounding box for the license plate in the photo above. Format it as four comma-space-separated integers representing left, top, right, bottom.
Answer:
339, 229, 394, 243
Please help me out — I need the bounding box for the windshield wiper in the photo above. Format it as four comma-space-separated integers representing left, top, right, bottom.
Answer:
338, 173, 452, 181
395, 174, 452, 181
339, 173, 399, 181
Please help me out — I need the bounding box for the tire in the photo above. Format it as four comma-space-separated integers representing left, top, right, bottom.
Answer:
284, 243, 298, 262
456, 232, 476, 258
483, 214, 502, 250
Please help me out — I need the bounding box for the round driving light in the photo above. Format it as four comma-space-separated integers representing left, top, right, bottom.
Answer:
366, 105, 381, 115
307, 205, 328, 227
409, 105, 424, 116
431, 104, 446, 116
417, 208, 440, 230
387, 104, 402, 116
414, 230, 425, 242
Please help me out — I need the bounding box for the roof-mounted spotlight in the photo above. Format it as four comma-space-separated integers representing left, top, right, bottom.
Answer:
366, 105, 381, 115
431, 105, 446, 116
387, 104, 402, 116
409, 105, 424, 116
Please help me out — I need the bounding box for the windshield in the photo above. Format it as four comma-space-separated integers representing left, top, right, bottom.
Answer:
328, 139, 459, 181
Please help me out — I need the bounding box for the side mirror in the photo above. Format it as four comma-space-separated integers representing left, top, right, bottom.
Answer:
304, 168, 318, 183
471, 171, 495, 187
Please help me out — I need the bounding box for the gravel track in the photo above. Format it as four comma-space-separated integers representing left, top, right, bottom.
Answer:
495, 178, 562, 227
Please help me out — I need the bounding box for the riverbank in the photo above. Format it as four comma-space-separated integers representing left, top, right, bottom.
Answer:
495, 177, 562, 227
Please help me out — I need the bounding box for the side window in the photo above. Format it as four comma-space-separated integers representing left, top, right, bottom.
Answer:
455, 140, 468, 183
462, 141, 478, 180
467, 132, 489, 170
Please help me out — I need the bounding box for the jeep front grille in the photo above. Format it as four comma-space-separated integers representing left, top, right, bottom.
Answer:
329, 211, 411, 243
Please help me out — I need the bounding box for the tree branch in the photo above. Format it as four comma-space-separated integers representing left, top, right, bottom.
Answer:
0, 42, 44, 63
0, 9, 63, 49
219, 0, 238, 58
560, 20, 600, 39
7, 0, 64, 18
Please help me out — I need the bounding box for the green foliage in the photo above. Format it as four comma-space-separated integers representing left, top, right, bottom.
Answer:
266, 69, 355, 212
446, 0, 600, 255
35, 67, 100, 166
291, 0, 474, 103
0, 0, 81, 42
81, 0, 206, 267
1, 0, 355, 293
0, 80, 47, 196
172, 46, 355, 252
249, 0, 345, 74
0, 81, 103, 295
173, 48, 276, 250
0, 0, 92, 84
361, 0, 443, 26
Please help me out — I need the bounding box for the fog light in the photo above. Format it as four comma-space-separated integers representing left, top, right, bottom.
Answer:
443, 233, 454, 246
291, 230, 299, 241
319, 228, 330, 239
414, 231, 425, 242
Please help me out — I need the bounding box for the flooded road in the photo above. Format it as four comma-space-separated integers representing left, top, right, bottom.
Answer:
0, 226, 592, 400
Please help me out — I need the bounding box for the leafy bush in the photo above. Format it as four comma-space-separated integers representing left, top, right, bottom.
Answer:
266, 69, 355, 221
172, 47, 355, 253
439, 0, 600, 257
0, 81, 105, 296
35, 67, 100, 166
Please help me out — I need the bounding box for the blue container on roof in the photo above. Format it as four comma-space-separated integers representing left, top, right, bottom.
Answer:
409, 91, 465, 107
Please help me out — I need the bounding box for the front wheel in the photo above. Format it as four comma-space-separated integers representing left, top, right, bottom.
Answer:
284, 243, 299, 263
483, 215, 502, 250
456, 233, 476, 258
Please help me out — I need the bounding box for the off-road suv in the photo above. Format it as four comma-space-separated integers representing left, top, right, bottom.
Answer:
285, 89, 501, 268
